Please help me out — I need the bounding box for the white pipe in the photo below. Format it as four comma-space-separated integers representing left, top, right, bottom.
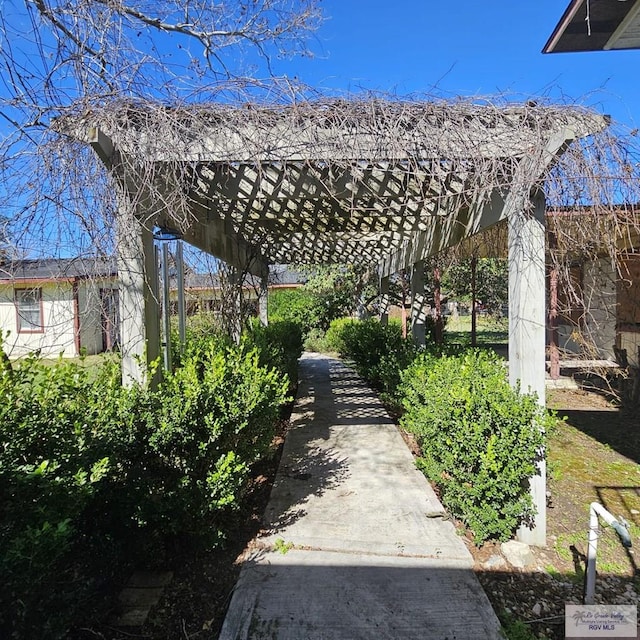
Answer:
585, 502, 632, 604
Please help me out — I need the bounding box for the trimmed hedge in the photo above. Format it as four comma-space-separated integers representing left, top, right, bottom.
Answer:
399, 349, 552, 544
0, 329, 291, 638
244, 319, 303, 391
331, 318, 418, 402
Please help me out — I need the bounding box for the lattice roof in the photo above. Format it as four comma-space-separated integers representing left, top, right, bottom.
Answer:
67, 98, 608, 274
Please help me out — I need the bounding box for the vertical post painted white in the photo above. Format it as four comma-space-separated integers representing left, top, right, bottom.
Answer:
411, 261, 426, 346
259, 271, 269, 327
116, 200, 160, 386
379, 276, 390, 326
509, 191, 547, 547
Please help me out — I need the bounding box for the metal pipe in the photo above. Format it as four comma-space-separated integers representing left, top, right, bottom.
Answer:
161, 242, 172, 372
585, 502, 632, 604
176, 240, 186, 350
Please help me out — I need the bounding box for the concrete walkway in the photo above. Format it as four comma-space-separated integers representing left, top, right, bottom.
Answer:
219, 353, 502, 640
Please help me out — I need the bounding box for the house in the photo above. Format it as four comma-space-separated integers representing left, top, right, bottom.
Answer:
0, 257, 305, 359
169, 265, 305, 317
0, 257, 118, 358
546, 206, 640, 372
543, 0, 640, 53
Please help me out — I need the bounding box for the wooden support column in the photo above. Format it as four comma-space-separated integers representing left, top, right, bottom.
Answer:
160, 242, 172, 372
379, 276, 390, 326
116, 195, 160, 387
509, 191, 547, 547
549, 266, 560, 380
176, 240, 186, 351
400, 270, 409, 338
411, 261, 427, 346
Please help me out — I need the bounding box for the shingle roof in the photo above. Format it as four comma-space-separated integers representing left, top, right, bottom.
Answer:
0, 257, 117, 281
174, 266, 305, 290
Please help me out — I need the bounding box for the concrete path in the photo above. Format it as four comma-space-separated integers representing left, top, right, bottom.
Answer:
219, 353, 502, 640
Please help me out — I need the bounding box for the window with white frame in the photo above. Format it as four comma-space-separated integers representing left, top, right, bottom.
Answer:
15, 288, 43, 332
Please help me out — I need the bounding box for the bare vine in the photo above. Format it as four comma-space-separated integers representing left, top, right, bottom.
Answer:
2, 0, 640, 371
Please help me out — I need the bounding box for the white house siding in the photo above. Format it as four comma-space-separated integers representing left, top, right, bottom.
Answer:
78, 279, 115, 355
0, 282, 77, 358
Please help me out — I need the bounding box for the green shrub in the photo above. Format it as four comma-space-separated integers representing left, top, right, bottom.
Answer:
323, 317, 357, 353
337, 318, 418, 399
399, 349, 551, 544
303, 327, 328, 352
244, 319, 303, 389
301, 318, 359, 353
268, 288, 324, 337
0, 332, 289, 639
146, 338, 290, 538
0, 354, 136, 638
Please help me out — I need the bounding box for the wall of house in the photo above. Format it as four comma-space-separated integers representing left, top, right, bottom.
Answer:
617, 255, 640, 366
554, 258, 617, 360
0, 278, 121, 359
582, 258, 617, 360
78, 279, 116, 355
0, 282, 78, 358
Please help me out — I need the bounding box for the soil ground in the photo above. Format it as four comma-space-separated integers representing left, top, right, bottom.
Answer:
471, 386, 640, 639
77, 384, 640, 640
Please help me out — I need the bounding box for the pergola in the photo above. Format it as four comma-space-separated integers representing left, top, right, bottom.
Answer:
69, 97, 607, 545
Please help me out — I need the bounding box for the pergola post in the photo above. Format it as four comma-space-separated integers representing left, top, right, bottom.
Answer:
160, 241, 172, 372
379, 276, 390, 326
115, 198, 161, 387
471, 255, 478, 347
411, 260, 426, 346
258, 271, 269, 327
509, 191, 547, 547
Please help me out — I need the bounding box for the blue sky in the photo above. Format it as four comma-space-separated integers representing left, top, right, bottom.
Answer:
276, 1, 640, 130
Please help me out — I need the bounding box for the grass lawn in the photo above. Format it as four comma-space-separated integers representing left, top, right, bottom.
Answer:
14, 352, 119, 369
444, 314, 508, 346
546, 388, 640, 579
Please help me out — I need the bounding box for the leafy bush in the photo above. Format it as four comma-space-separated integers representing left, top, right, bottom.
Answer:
0, 331, 290, 638
301, 327, 323, 352
244, 319, 303, 389
323, 317, 357, 353
0, 354, 136, 637
301, 318, 358, 353
335, 318, 418, 399
145, 338, 290, 539
268, 288, 324, 337
399, 349, 551, 544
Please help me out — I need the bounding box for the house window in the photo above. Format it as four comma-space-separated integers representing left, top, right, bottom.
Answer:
15, 288, 43, 332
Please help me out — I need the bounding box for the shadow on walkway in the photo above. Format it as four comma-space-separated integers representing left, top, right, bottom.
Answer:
220, 353, 502, 640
